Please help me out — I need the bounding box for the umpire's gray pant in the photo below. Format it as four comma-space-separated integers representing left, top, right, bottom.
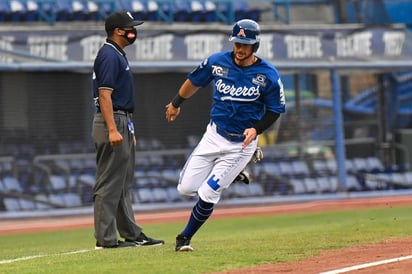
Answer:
92, 112, 142, 246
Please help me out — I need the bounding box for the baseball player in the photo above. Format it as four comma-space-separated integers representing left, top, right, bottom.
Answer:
165, 19, 286, 252
92, 11, 164, 249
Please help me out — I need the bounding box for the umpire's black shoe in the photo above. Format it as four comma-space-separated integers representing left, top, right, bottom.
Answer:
127, 232, 165, 246
175, 234, 193, 252
95, 240, 137, 250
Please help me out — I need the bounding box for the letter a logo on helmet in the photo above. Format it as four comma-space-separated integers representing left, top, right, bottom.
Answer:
237, 29, 246, 38
229, 19, 261, 52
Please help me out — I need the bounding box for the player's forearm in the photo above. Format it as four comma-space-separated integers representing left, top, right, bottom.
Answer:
253, 111, 280, 135
171, 79, 199, 108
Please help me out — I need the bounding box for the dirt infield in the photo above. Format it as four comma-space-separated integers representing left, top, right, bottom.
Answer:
1, 195, 412, 273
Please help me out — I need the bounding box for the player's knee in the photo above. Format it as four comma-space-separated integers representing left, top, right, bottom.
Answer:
177, 184, 195, 197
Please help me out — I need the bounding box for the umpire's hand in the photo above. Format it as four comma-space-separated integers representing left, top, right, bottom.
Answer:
165, 103, 181, 122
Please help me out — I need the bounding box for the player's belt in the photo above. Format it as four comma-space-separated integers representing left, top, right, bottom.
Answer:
211, 120, 245, 143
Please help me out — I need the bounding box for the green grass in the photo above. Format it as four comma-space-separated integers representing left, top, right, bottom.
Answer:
1, 205, 412, 274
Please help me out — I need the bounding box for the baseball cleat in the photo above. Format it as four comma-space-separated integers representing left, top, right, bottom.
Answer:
175, 234, 194, 252
234, 170, 252, 184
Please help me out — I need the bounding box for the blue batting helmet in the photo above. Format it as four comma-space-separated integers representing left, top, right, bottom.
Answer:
229, 19, 260, 52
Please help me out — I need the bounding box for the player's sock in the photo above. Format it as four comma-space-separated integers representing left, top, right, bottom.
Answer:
181, 198, 214, 238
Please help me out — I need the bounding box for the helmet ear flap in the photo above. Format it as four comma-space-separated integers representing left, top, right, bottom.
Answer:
253, 42, 260, 53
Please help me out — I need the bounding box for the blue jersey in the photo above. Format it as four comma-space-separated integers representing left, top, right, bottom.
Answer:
188, 51, 286, 134
92, 41, 135, 113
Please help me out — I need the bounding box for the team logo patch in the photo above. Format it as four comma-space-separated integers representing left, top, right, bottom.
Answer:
252, 74, 266, 87
237, 29, 246, 38
211, 65, 228, 77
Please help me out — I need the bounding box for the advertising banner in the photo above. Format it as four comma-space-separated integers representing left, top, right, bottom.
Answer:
0, 25, 410, 64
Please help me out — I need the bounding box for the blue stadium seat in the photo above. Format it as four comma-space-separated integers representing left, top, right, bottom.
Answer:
7, 0, 27, 21
137, 188, 155, 203
291, 160, 310, 177
0, 1, 11, 21
2, 176, 23, 192
166, 186, 181, 202
152, 187, 168, 202
328, 176, 339, 192
31, 0, 56, 23
234, 0, 260, 22
85, 0, 117, 20
63, 193, 82, 207
55, 0, 88, 21
248, 183, 264, 196
49, 175, 67, 192
24, 0, 40, 21
316, 176, 332, 193
173, 0, 190, 22
303, 177, 318, 193
3, 197, 21, 211
19, 198, 36, 210
346, 175, 362, 191
121, 0, 147, 21
202, 0, 216, 22
289, 178, 306, 194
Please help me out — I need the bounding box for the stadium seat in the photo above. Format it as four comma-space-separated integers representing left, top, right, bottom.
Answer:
18, 198, 36, 210
166, 186, 181, 201
233, 0, 260, 22
49, 175, 67, 192
289, 178, 306, 194
2, 176, 23, 192
0, 1, 11, 21
85, 0, 117, 21
25, 0, 39, 21
404, 172, 412, 185
328, 176, 339, 192
352, 157, 369, 173
122, 0, 147, 21
7, 0, 26, 21
3, 197, 21, 211
31, 0, 56, 23
261, 162, 280, 177
278, 161, 294, 177
137, 188, 155, 203
202, 0, 216, 22
152, 187, 168, 202
316, 176, 331, 193
62, 193, 82, 207
173, 0, 190, 22
303, 177, 318, 193
346, 175, 362, 191
48, 194, 66, 207
213, 0, 234, 24
291, 160, 310, 177
230, 183, 250, 197
248, 183, 264, 196
366, 157, 385, 173
35, 194, 53, 209
55, 0, 88, 21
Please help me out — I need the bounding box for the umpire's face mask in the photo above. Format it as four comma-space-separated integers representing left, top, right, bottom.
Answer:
121, 28, 137, 45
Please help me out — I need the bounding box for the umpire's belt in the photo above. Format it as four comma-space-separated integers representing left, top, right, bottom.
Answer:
97, 109, 132, 118
210, 120, 245, 143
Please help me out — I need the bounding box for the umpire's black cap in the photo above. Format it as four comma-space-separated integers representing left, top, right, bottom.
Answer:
105, 11, 144, 32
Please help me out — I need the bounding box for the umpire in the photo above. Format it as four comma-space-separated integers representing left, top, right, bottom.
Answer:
91, 11, 164, 249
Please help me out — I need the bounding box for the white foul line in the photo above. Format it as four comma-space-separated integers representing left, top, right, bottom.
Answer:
0, 249, 91, 265
319, 254, 412, 274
